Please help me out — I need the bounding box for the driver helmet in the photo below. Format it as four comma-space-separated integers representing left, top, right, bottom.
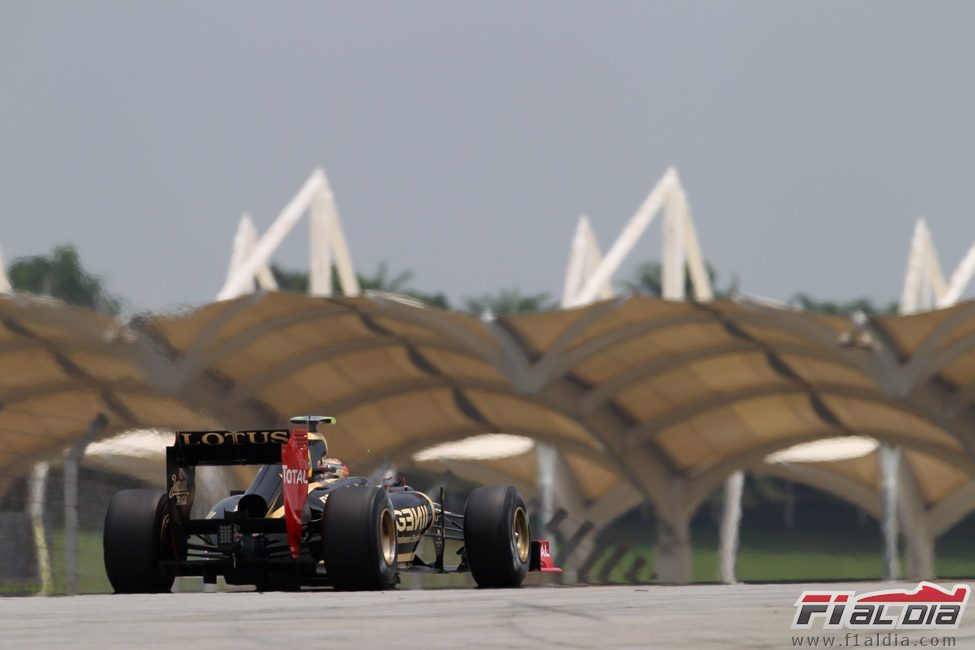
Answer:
307, 432, 328, 471
306, 432, 349, 481
315, 456, 350, 480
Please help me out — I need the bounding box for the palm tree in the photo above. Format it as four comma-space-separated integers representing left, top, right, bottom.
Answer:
619, 260, 735, 299
270, 262, 449, 308
358, 262, 413, 293
7, 245, 121, 313
359, 264, 449, 307
790, 294, 897, 315
270, 265, 309, 293
619, 261, 665, 297
463, 288, 556, 315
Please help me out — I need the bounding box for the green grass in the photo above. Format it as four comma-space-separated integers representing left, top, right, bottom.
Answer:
0, 529, 114, 594
585, 515, 975, 584
49, 529, 113, 593
6, 516, 975, 593
587, 537, 892, 584
0, 580, 37, 595
0, 529, 110, 595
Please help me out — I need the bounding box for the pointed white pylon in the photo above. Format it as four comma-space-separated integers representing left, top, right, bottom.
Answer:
939, 238, 975, 307
0, 246, 12, 295
218, 169, 327, 300
217, 167, 360, 301
570, 167, 680, 307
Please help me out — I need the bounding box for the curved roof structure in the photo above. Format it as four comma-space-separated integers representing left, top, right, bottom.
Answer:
871, 301, 975, 415
0, 295, 221, 494
136, 292, 606, 468
483, 296, 975, 513
762, 441, 975, 540
1, 290, 974, 531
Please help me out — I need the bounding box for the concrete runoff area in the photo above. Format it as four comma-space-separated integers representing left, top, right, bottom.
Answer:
3, 583, 974, 649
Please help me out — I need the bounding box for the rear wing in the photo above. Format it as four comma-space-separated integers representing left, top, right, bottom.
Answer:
169, 429, 294, 466
166, 426, 313, 558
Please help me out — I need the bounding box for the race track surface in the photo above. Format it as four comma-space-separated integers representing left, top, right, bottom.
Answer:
3, 582, 974, 649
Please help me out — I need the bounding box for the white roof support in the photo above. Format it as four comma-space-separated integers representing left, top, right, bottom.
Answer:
569, 168, 677, 306
870, 219, 933, 582
561, 217, 613, 306
924, 231, 947, 301
320, 176, 360, 297
217, 167, 359, 301
901, 220, 926, 313
681, 194, 714, 302
900, 218, 938, 315
900, 216, 975, 310
219, 170, 325, 300
880, 444, 902, 580
225, 214, 278, 295
582, 223, 615, 301
552, 166, 715, 579
662, 187, 687, 300
548, 166, 713, 557
562, 218, 591, 307
940, 240, 975, 308
879, 216, 974, 581
0, 247, 12, 295
566, 167, 711, 307
308, 193, 333, 296
718, 470, 744, 584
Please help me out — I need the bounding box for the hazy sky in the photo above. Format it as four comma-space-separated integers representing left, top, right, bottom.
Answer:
2, 2, 973, 312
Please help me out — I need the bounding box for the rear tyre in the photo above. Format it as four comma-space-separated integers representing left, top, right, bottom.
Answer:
103, 489, 175, 593
322, 486, 398, 590
463, 485, 530, 588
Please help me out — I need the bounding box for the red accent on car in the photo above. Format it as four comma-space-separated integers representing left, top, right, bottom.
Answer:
536, 540, 562, 572
281, 428, 310, 559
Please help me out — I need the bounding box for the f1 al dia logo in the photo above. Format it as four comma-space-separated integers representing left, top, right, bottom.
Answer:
792, 582, 970, 630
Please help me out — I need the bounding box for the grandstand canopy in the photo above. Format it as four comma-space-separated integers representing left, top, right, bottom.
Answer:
763, 439, 975, 540
1, 290, 974, 524
0, 295, 220, 492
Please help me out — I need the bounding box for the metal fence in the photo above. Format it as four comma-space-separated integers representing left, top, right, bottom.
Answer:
0, 462, 664, 594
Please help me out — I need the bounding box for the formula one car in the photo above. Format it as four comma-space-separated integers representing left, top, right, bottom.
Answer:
103, 416, 559, 592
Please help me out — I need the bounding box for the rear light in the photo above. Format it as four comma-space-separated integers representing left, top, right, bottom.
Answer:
218, 524, 234, 545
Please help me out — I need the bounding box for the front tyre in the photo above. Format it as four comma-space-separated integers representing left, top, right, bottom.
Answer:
463, 485, 530, 588
103, 489, 175, 593
322, 486, 398, 590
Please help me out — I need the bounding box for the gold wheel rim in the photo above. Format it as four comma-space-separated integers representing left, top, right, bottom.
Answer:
379, 508, 396, 566
513, 506, 529, 563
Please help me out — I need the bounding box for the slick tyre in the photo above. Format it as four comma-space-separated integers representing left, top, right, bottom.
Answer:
463, 485, 530, 588
322, 486, 398, 590
103, 489, 175, 593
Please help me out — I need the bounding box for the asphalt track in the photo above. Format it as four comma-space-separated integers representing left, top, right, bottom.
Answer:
3, 582, 974, 649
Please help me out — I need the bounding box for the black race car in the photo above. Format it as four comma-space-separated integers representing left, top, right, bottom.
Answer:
103, 415, 559, 592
